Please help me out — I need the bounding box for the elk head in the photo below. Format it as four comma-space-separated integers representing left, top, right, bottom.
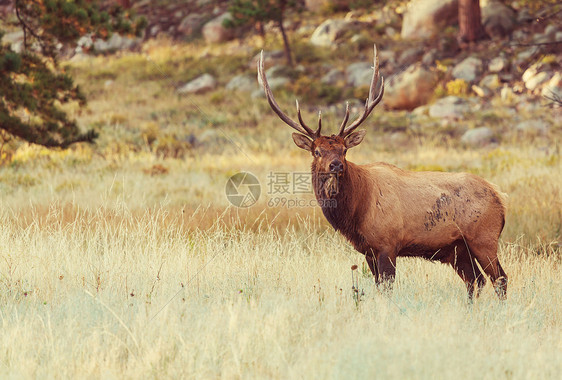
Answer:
258, 45, 384, 198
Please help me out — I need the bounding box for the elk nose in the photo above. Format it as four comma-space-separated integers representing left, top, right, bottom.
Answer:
329, 160, 343, 173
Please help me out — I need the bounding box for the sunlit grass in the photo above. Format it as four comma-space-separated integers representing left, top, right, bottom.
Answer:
0, 206, 560, 378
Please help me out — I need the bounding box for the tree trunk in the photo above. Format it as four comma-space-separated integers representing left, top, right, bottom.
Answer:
256, 21, 265, 40
278, 18, 293, 67
118, 0, 132, 9
458, 0, 484, 43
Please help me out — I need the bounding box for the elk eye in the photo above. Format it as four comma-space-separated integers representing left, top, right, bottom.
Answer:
343, 148, 348, 154
314, 150, 321, 157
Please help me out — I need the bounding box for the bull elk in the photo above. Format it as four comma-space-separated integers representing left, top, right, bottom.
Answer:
258, 45, 508, 300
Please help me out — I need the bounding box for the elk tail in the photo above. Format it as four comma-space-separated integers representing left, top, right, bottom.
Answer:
490, 182, 509, 210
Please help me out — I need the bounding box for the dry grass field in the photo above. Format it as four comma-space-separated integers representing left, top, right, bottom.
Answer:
0, 41, 561, 378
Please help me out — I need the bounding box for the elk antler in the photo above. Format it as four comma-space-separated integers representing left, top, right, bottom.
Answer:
258, 51, 321, 139
339, 44, 385, 137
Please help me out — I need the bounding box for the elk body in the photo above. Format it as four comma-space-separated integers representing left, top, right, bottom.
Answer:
258, 45, 508, 300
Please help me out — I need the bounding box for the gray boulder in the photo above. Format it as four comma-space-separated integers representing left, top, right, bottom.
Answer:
452, 56, 484, 83
482, 0, 516, 38
264, 77, 289, 90
93, 33, 140, 53
544, 24, 560, 37
384, 65, 437, 110
256, 73, 289, 91
321, 68, 346, 85
250, 50, 284, 69
265, 65, 294, 79
488, 56, 508, 72
541, 72, 562, 101
515, 47, 539, 67
350, 33, 371, 49
2, 30, 24, 53
401, 0, 458, 40
471, 85, 491, 98
515, 120, 549, 135
304, 0, 347, 12
252, 76, 289, 98
255, 65, 292, 91
422, 49, 438, 65
310, 19, 358, 47
398, 46, 424, 65
178, 13, 206, 37
429, 96, 470, 119
517, 9, 533, 23
379, 50, 397, 66
346, 62, 373, 87
461, 127, 494, 146
500, 86, 515, 102
525, 72, 550, 91
177, 74, 217, 94
202, 13, 234, 43
479, 74, 501, 90
226, 74, 257, 92
523, 62, 553, 91
77, 34, 93, 48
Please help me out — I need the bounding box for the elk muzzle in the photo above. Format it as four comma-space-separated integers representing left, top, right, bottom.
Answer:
329, 159, 344, 174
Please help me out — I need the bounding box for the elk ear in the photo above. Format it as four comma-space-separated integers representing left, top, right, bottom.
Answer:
344, 129, 366, 149
292, 133, 313, 151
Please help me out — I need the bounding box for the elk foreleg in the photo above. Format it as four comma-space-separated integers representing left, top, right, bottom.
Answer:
376, 251, 396, 290
365, 250, 380, 284
448, 243, 486, 302
451, 253, 479, 301
469, 241, 508, 300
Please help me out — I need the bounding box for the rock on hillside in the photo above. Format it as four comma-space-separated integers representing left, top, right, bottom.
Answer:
310, 19, 362, 47
452, 57, 484, 83
384, 66, 437, 110
346, 62, 373, 87
429, 96, 470, 119
541, 73, 562, 100
177, 74, 217, 94
226, 74, 257, 93
304, 0, 348, 12
202, 13, 234, 44
401, 0, 458, 40
461, 127, 494, 147
93, 33, 141, 53
482, 0, 516, 39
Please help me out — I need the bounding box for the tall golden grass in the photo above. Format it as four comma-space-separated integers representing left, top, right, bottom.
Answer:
0, 200, 560, 378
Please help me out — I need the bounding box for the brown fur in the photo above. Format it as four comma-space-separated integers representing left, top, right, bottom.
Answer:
309, 135, 508, 300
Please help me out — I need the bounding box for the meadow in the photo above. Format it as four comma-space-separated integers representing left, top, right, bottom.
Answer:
0, 39, 561, 378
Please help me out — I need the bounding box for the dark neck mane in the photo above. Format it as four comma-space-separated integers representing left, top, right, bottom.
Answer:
312, 162, 373, 245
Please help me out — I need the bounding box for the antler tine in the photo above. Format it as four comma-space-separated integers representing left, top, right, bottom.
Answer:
337, 102, 350, 136
258, 51, 316, 138
296, 100, 315, 136
341, 44, 385, 137
317, 110, 322, 137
